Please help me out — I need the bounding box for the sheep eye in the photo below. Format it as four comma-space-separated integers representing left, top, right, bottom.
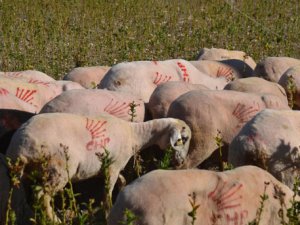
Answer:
182, 136, 189, 144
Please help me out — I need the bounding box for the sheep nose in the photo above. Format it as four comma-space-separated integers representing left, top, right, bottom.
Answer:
175, 138, 183, 146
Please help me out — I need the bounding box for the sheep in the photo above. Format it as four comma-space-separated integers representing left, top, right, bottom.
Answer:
189, 60, 239, 80
6, 112, 192, 220
98, 59, 228, 102
0, 88, 36, 113
63, 66, 111, 88
224, 77, 288, 105
0, 154, 32, 225
278, 65, 300, 109
229, 109, 300, 189
108, 166, 296, 225
196, 47, 256, 69
167, 89, 290, 169
254, 57, 300, 82
0, 70, 55, 82
40, 89, 145, 122
190, 59, 254, 80
148, 81, 208, 119
0, 77, 83, 112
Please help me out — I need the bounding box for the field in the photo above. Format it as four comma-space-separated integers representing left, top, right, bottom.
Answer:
1, 1, 300, 225
0, 0, 299, 79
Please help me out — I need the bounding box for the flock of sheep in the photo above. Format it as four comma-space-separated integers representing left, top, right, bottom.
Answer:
1, 47, 300, 225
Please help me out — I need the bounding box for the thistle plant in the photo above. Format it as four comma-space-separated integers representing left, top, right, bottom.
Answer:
96, 148, 115, 216
248, 181, 269, 225
128, 101, 140, 122
62, 144, 79, 219
187, 192, 200, 225
133, 149, 143, 177
5, 157, 25, 225
286, 177, 300, 225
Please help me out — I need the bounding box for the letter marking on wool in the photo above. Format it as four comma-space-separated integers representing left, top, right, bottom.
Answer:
85, 118, 110, 151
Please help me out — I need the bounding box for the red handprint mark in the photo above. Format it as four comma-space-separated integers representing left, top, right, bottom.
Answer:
153, 72, 172, 85
85, 118, 110, 151
28, 79, 50, 87
0, 88, 9, 96
216, 67, 234, 81
209, 181, 248, 225
208, 182, 243, 211
86, 118, 107, 139
177, 62, 190, 82
104, 98, 130, 118
232, 102, 260, 129
15, 87, 37, 105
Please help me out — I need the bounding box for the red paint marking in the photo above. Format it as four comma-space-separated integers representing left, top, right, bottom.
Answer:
85, 118, 110, 151
86, 118, 107, 139
3, 72, 22, 78
104, 98, 130, 118
15, 87, 37, 104
28, 79, 50, 87
86, 137, 111, 151
209, 182, 243, 211
153, 72, 172, 85
176, 62, 190, 82
0, 88, 9, 96
232, 102, 260, 128
209, 181, 248, 224
217, 67, 234, 81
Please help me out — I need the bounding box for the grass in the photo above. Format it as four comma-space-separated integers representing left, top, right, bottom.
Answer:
0, 0, 299, 79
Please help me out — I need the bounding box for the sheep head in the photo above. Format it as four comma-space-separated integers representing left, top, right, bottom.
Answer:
169, 122, 191, 166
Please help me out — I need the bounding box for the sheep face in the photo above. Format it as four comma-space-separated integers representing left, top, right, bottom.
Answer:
169, 123, 191, 166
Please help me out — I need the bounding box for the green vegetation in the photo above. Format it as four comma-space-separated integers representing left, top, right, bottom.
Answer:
1, 0, 299, 79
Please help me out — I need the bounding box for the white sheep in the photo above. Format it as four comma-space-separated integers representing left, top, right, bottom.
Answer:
167, 89, 290, 168
6, 112, 191, 221
63, 66, 111, 88
108, 166, 296, 225
0, 70, 55, 82
40, 89, 145, 122
148, 81, 208, 118
196, 47, 257, 69
98, 59, 228, 102
229, 109, 300, 189
254, 57, 300, 82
